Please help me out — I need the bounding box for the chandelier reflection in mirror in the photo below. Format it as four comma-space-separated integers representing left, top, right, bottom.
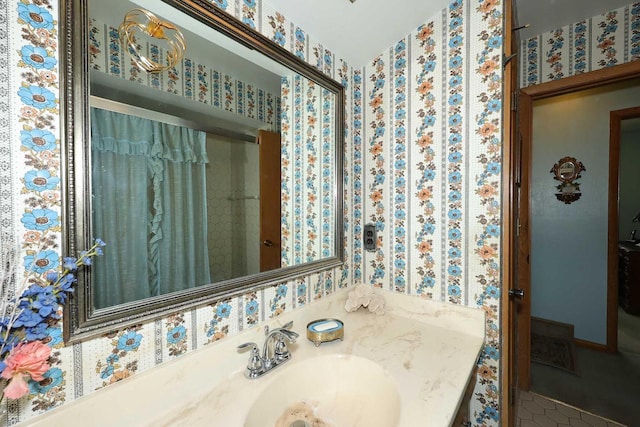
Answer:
119, 8, 186, 73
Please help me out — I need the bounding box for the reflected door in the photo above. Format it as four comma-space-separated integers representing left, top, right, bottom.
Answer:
259, 130, 282, 271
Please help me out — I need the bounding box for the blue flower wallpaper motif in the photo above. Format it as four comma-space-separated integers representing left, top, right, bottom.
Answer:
338, 58, 351, 290
280, 76, 293, 267
445, 0, 465, 305
321, 88, 335, 260
269, 283, 288, 317
632, 3, 640, 57
596, 11, 620, 68
545, 29, 565, 80
165, 314, 188, 356
295, 278, 307, 306
20, 45, 56, 69
391, 38, 408, 294
12, 0, 66, 412
20, 128, 56, 151
205, 299, 232, 343
23, 170, 59, 192
413, 21, 438, 298
294, 27, 306, 60
96, 327, 144, 388
366, 56, 388, 288
352, 69, 364, 283
17, 3, 54, 30
243, 292, 260, 328
574, 20, 588, 73
184, 58, 194, 98
267, 12, 287, 47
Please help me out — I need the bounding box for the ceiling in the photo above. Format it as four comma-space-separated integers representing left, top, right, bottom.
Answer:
267, 0, 450, 68
267, 0, 635, 68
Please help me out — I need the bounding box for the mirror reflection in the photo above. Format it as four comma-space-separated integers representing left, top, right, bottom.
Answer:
551, 156, 584, 183
65, 0, 343, 333
558, 162, 576, 180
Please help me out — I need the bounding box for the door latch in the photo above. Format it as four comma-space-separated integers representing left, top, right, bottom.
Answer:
509, 288, 525, 299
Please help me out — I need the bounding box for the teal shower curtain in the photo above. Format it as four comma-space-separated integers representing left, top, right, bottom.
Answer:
90, 108, 211, 309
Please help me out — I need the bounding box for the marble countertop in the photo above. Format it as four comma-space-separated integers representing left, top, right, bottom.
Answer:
20, 288, 485, 427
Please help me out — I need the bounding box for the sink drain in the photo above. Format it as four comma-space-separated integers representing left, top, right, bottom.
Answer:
274, 401, 333, 427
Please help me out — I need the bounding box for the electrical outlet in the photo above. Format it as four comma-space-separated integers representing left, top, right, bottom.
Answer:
363, 223, 376, 251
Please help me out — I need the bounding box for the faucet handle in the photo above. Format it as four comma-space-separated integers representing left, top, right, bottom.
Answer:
281, 320, 294, 330
278, 328, 299, 342
274, 335, 292, 362
265, 320, 295, 337
273, 326, 299, 360
237, 342, 258, 352
237, 342, 263, 378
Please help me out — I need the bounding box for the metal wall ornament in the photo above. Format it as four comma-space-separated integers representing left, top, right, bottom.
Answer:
119, 8, 186, 73
550, 156, 586, 204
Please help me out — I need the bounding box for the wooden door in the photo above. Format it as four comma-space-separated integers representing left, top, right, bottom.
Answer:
503, 0, 524, 424
517, 91, 533, 391
258, 130, 282, 271
506, 118, 527, 425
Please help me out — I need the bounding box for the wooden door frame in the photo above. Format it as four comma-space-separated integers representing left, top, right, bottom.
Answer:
500, 0, 517, 425
517, 60, 640, 390
609, 105, 640, 350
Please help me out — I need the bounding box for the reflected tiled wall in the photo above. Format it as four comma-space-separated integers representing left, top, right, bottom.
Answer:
205, 137, 234, 281
520, 2, 640, 87
229, 142, 260, 277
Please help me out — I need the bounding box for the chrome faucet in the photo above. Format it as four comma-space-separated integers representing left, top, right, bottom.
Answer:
237, 320, 299, 379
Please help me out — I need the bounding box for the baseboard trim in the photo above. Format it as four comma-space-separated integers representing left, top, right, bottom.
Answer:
574, 338, 608, 352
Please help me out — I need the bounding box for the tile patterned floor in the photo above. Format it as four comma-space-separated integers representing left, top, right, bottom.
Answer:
516, 391, 627, 427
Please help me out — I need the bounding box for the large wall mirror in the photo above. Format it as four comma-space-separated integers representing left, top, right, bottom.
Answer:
61, 0, 344, 341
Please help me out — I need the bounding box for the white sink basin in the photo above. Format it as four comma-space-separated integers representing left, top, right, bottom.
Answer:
244, 354, 401, 427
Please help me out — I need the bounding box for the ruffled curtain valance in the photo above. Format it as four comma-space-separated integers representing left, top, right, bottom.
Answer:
90, 108, 209, 164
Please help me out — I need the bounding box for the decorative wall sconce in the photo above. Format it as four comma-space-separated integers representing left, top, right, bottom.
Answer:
550, 156, 586, 204
119, 8, 186, 73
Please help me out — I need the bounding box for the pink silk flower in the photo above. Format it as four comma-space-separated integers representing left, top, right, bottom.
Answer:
1, 341, 51, 399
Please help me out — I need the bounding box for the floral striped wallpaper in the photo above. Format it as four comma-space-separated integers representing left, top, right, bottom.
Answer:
520, 2, 640, 87
2, 0, 503, 425
280, 76, 336, 267
357, 1, 503, 424
88, 18, 280, 129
